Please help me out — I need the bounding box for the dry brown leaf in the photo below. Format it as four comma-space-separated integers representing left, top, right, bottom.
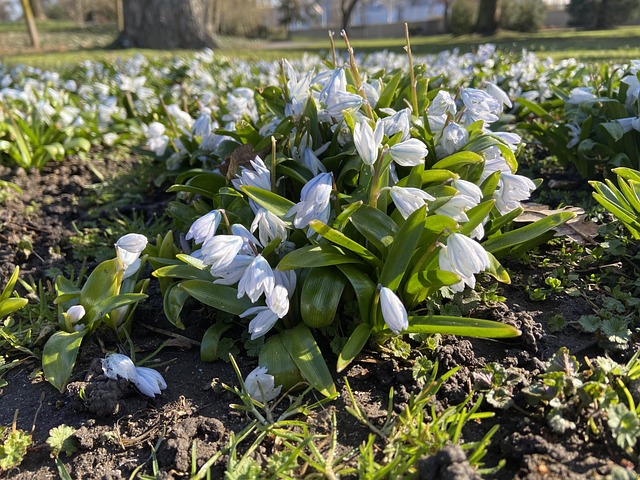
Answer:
516, 202, 600, 245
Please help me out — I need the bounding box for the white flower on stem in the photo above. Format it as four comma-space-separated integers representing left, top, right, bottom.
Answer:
237, 255, 275, 302
494, 173, 537, 214
379, 107, 411, 140
251, 208, 289, 247
102, 353, 138, 382
567, 87, 596, 104
244, 366, 282, 402
265, 282, 290, 318
566, 123, 581, 148
192, 107, 212, 137
388, 138, 429, 167
386, 186, 435, 219
115, 233, 148, 279
166, 104, 194, 133
621, 74, 640, 105
134, 366, 167, 398
274, 270, 297, 297
287, 173, 333, 230
438, 233, 490, 292
185, 210, 221, 245
325, 91, 364, 117
460, 88, 500, 125
451, 179, 483, 204
145, 121, 169, 156
232, 156, 271, 192
379, 286, 408, 334
436, 122, 468, 158
201, 235, 244, 270
618, 116, 640, 133
353, 119, 384, 166
232, 223, 262, 251
65, 305, 85, 324
300, 148, 327, 176
211, 254, 254, 285
428, 90, 457, 117
435, 180, 482, 223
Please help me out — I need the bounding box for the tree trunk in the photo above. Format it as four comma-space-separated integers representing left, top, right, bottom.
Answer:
29, 0, 46, 20
341, 0, 360, 32
19, 0, 40, 49
116, 0, 124, 31
116, 0, 217, 49
474, 0, 498, 35
75, 0, 84, 26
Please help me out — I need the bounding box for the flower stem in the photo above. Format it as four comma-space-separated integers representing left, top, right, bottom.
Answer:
341, 30, 375, 122
328, 30, 337, 68
270, 136, 277, 193
367, 151, 385, 209
405, 23, 419, 116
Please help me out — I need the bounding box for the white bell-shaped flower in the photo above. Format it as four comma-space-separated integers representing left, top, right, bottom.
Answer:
438, 233, 490, 292
102, 353, 138, 382
115, 233, 148, 278
388, 138, 429, 167
237, 254, 275, 303
387, 186, 435, 219
379, 286, 408, 334
134, 366, 167, 398
287, 173, 333, 230
65, 305, 85, 324
353, 119, 384, 166
186, 210, 221, 245
244, 366, 281, 402
201, 235, 244, 270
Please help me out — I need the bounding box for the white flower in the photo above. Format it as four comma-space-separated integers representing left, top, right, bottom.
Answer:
428, 90, 457, 117
494, 173, 536, 214
231, 223, 262, 251
232, 156, 271, 193
379, 286, 408, 334
211, 254, 254, 285
251, 208, 289, 247
461, 88, 500, 125
388, 138, 429, 167
300, 148, 327, 176
435, 180, 482, 223
237, 255, 275, 302
201, 235, 244, 270
353, 119, 384, 166
287, 173, 333, 230
485, 82, 512, 110
618, 116, 640, 133
192, 107, 212, 137
436, 122, 468, 158
241, 303, 283, 339
379, 108, 411, 140
438, 233, 490, 292
134, 366, 167, 398
115, 233, 148, 278
451, 179, 483, 204
387, 186, 435, 219
102, 353, 138, 381
567, 87, 596, 104
244, 366, 281, 402
145, 121, 169, 156
65, 305, 85, 324
186, 210, 221, 245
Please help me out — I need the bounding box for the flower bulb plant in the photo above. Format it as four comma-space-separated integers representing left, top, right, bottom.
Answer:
151, 43, 579, 397
42, 234, 150, 392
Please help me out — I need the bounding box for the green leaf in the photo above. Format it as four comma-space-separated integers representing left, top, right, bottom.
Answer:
46, 425, 78, 458
201, 323, 234, 362
309, 220, 383, 267
482, 212, 576, 255
404, 270, 460, 298
300, 267, 347, 328
277, 244, 364, 270
406, 315, 521, 338
0, 298, 28, 318
90, 293, 148, 329
1, 267, 21, 302
432, 151, 484, 171
337, 264, 375, 323
0, 429, 31, 470
349, 205, 398, 255
379, 206, 426, 290
485, 207, 524, 237
485, 252, 511, 283
152, 264, 213, 281
337, 323, 372, 373
42, 330, 86, 393
282, 324, 337, 397
162, 282, 189, 329
376, 70, 402, 109
79, 258, 122, 322
241, 185, 295, 218
259, 335, 304, 391
178, 280, 256, 315
460, 200, 495, 237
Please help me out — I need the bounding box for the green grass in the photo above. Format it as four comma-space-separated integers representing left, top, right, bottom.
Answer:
1, 21, 639, 67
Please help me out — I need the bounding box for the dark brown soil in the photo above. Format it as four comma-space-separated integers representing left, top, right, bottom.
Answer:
0, 156, 638, 479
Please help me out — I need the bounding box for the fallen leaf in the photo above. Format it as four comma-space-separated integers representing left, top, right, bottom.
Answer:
517, 203, 599, 244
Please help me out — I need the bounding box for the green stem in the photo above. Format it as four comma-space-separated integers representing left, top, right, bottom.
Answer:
405, 23, 419, 116
367, 151, 385, 209
270, 136, 277, 193
341, 30, 375, 122
328, 30, 337, 68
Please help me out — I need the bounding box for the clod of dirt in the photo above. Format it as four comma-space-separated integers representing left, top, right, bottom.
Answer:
158, 416, 225, 472
68, 377, 131, 417
418, 444, 481, 480
501, 431, 576, 464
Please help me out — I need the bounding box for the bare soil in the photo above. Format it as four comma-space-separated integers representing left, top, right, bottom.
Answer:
0, 156, 638, 479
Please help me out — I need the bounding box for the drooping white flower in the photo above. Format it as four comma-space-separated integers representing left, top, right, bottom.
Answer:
460, 88, 500, 125
618, 116, 640, 133
251, 208, 289, 247
438, 233, 490, 292
145, 121, 169, 156
436, 122, 468, 158
379, 286, 408, 334
185, 210, 221, 245
211, 254, 254, 285
287, 173, 333, 230
353, 119, 384, 166
192, 107, 212, 137
494, 173, 537, 214
134, 366, 167, 398
379, 107, 411, 140
244, 366, 282, 402
231, 223, 262, 251
428, 90, 457, 117
65, 305, 85, 324
451, 179, 483, 204
115, 233, 148, 278
232, 156, 271, 192
388, 138, 429, 167
567, 87, 596, 104
237, 255, 275, 302
300, 148, 327, 176
386, 186, 435, 219
102, 353, 138, 382
201, 235, 244, 270
485, 82, 513, 110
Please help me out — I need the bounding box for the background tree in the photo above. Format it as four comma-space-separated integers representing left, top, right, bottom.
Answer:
341, 0, 362, 32
474, 0, 498, 34
19, 0, 40, 49
116, 0, 217, 49
567, 0, 640, 29
30, 0, 46, 19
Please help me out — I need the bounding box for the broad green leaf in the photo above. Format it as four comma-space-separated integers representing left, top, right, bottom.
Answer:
309, 220, 383, 268
460, 200, 495, 237
259, 335, 304, 391
201, 323, 234, 362
614, 167, 640, 183
1, 267, 21, 302
485, 252, 511, 283
617, 178, 640, 214
277, 244, 364, 270
152, 264, 212, 281
406, 315, 521, 338
42, 330, 86, 393
176, 253, 209, 270
79, 258, 122, 321
93, 293, 148, 329
480, 171, 501, 199
379, 206, 426, 290
349, 205, 398, 255
0, 298, 28, 318
404, 270, 460, 298
600, 121, 625, 142
337, 264, 375, 323
376, 70, 402, 109
485, 207, 523, 236
300, 267, 347, 328
482, 212, 576, 255
432, 151, 484, 171
241, 185, 295, 218
337, 323, 372, 373
54, 275, 81, 305
282, 324, 336, 397
178, 280, 256, 315
163, 282, 190, 329
333, 201, 363, 231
